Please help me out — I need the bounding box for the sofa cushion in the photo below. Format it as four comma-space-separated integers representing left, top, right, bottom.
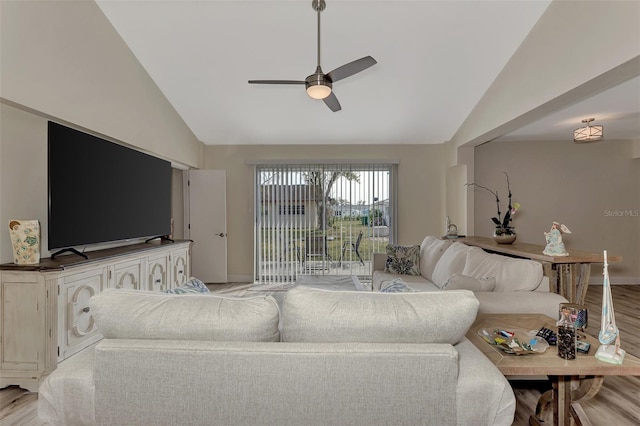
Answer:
91, 289, 280, 342
445, 273, 496, 292
462, 247, 543, 292
379, 278, 416, 293
384, 244, 421, 275
431, 242, 471, 289
281, 286, 478, 344
419, 236, 452, 281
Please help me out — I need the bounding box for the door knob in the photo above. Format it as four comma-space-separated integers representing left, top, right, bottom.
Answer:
216, 233, 227, 237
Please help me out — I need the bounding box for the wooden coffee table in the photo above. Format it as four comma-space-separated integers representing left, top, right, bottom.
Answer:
466, 314, 640, 426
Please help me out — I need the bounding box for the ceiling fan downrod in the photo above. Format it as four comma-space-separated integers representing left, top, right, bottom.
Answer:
313, 0, 326, 68
306, 0, 331, 99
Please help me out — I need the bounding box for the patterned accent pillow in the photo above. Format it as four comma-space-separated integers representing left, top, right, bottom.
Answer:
163, 286, 202, 294
380, 278, 415, 293
163, 277, 210, 294
184, 277, 209, 292
384, 244, 421, 275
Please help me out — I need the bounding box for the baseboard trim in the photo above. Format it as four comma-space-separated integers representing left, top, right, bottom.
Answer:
226, 274, 253, 284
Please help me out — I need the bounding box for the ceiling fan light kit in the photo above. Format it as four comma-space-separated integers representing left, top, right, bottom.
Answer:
574, 118, 604, 143
248, 0, 376, 111
305, 67, 332, 99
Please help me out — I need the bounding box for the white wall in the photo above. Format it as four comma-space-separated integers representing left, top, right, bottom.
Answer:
473, 139, 639, 283
203, 144, 445, 281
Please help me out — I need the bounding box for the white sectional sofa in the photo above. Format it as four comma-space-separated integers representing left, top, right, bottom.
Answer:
39, 287, 516, 426
373, 236, 569, 319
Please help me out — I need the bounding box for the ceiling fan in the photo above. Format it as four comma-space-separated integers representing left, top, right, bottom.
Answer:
248, 0, 377, 112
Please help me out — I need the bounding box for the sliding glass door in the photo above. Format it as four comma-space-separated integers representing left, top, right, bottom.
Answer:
254, 162, 396, 283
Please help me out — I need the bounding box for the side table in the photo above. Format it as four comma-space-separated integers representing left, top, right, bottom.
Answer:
466, 313, 640, 426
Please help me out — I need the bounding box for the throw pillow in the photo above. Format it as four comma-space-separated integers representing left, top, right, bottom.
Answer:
163, 285, 203, 294
163, 277, 210, 294
444, 273, 496, 292
384, 244, 420, 275
379, 278, 415, 293
419, 236, 452, 282
431, 242, 470, 289
185, 277, 209, 292
462, 246, 543, 292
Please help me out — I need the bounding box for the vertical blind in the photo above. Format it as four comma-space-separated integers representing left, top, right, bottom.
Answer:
254, 163, 396, 283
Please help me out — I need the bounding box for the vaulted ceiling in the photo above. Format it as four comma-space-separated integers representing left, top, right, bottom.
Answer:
96, 1, 639, 146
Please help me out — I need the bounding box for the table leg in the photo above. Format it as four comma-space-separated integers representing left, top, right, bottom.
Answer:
531, 375, 604, 426
553, 263, 592, 305
555, 376, 572, 426
573, 263, 592, 306
530, 389, 553, 425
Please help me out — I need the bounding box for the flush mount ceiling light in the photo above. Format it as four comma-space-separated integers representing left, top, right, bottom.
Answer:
574, 118, 604, 143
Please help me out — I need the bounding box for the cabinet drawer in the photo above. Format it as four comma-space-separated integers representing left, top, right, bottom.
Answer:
111, 259, 144, 290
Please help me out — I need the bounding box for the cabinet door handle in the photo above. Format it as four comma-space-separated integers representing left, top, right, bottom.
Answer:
216, 233, 227, 237
82, 307, 90, 313
178, 270, 183, 274
155, 279, 162, 283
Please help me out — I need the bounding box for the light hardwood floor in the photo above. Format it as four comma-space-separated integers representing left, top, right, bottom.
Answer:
1, 285, 638, 425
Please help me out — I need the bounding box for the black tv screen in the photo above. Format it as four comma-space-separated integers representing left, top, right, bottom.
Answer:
48, 121, 172, 251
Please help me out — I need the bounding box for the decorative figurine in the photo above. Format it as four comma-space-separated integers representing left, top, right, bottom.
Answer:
595, 250, 626, 364
543, 221, 571, 256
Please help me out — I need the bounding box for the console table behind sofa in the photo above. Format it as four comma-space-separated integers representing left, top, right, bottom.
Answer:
0, 240, 191, 392
457, 236, 621, 306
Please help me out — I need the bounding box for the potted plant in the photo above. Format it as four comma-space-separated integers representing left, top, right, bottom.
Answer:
466, 172, 520, 244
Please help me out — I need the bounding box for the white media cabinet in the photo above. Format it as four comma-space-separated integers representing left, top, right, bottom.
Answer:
0, 240, 191, 392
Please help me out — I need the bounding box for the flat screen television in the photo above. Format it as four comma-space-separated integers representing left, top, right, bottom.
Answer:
48, 121, 172, 256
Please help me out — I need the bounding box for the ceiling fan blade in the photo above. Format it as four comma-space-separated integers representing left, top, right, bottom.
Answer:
323, 92, 341, 112
326, 56, 377, 83
248, 80, 305, 85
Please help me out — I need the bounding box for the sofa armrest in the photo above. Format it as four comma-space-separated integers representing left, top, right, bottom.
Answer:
373, 252, 387, 272
455, 339, 516, 425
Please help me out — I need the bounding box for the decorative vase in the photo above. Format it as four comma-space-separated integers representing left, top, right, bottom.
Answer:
493, 228, 516, 244
8, 220, 40, 264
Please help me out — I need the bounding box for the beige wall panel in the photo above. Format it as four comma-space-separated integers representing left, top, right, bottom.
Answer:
203, 144, 444, 280
0, 0, 201, 168
450, 1, 640, 149
0, 105, 48, 263
0, 104, 186, 263
474, 139, 639, 282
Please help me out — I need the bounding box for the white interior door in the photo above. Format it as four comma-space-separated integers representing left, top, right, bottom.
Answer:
188, 170, 227, 283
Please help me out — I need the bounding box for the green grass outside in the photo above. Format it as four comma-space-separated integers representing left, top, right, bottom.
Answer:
260, 218, 389, 262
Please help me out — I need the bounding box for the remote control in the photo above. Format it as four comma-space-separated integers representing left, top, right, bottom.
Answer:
536, 327, 557, 345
